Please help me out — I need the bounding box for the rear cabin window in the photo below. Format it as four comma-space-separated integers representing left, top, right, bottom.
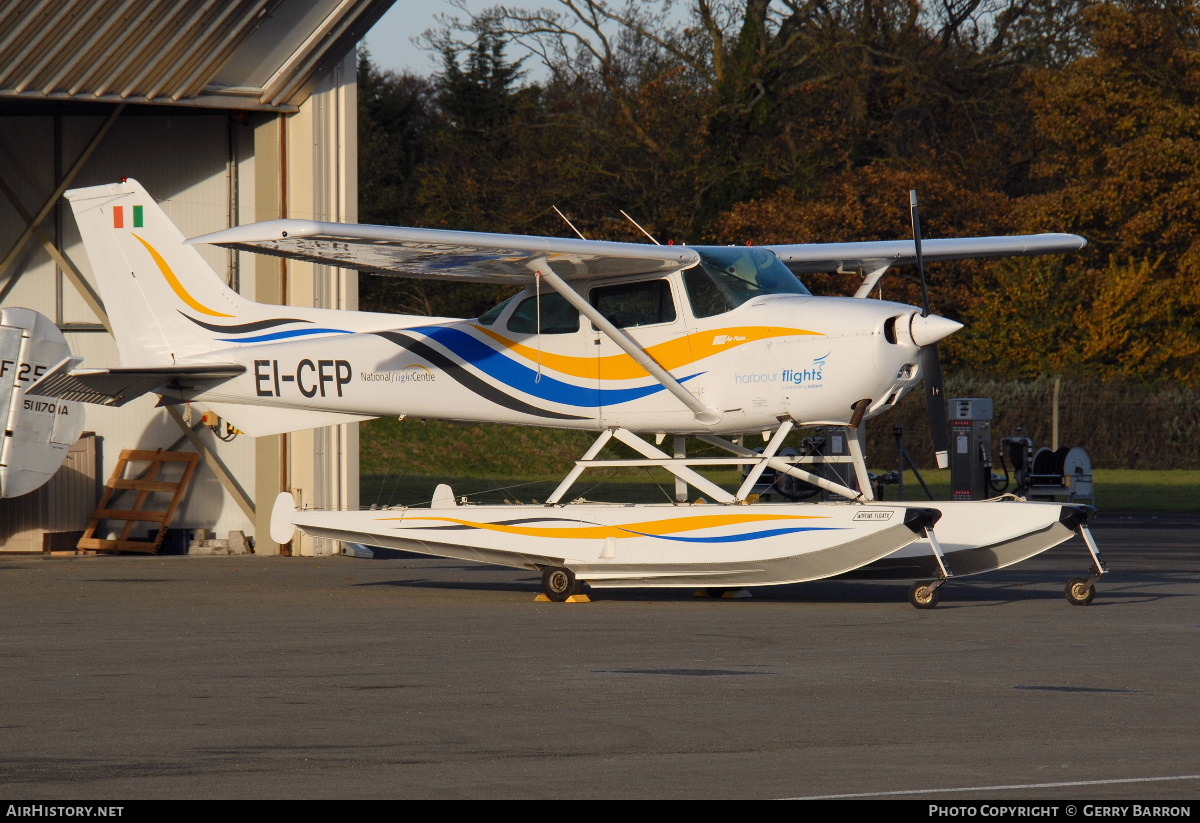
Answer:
506, 292, 580, 334
589, 279, 677, 328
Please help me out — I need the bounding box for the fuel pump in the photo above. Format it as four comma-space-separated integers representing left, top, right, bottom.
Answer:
949, 398, 994, 500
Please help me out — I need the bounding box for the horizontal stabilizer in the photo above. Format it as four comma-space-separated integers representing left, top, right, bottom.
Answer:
200, 401, 376, 437
27, 359, 244, 407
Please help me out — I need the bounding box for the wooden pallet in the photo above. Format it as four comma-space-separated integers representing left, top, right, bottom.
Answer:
77, 449, 200, 554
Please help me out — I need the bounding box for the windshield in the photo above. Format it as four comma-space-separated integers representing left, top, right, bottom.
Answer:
683, 246, 810, 318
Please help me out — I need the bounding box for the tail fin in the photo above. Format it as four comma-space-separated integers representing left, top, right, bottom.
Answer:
66, 179, 256, 365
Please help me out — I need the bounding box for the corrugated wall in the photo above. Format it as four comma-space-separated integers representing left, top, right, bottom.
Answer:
0, 52, 360, 555
0, 110, 260, 544
0, 432, 97, 552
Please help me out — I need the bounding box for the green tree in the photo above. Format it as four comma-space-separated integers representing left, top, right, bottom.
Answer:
950, 256, 1087, 377
1020, 1, 1200, 265
363, 1, 1200, 388
358, 48, 436, 226
1015, 0, 1200, 383
357, 49, 439, 315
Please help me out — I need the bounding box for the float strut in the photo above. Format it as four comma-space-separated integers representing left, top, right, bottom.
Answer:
926, 526, 953, 583
1077, 522, 1108, 585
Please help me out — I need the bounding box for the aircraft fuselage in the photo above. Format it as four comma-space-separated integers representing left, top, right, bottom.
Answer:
181, 268, 951, 435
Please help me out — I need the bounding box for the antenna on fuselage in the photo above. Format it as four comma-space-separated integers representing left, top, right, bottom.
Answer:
620, 210, 661, 245
552, 206, 587, 240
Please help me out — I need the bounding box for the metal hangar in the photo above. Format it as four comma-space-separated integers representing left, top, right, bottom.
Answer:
0, 0, 397, 555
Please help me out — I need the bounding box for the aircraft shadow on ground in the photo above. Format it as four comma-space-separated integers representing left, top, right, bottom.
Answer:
352, 567, 1186, 606
355, 576, 539, 594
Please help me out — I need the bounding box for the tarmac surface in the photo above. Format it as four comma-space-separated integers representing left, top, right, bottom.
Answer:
1, 512, 1198, 800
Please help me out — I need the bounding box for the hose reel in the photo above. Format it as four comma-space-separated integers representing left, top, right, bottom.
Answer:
1030, 446, 1093, 500
1000, 432, 1094, 505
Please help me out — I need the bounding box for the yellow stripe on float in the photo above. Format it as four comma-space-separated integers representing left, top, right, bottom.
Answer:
391, 511, 825, 540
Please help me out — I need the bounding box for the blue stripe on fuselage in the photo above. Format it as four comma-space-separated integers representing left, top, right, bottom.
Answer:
217, 327, 350, 343
411, 326, 699, 408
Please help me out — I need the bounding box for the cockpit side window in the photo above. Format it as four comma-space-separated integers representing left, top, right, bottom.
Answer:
590, 278, 677, 328
684, 247, 810, 318
683, 266, 731, 318
506, 291, 580, 334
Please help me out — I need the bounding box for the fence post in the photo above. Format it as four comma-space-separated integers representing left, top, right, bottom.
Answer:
1052, 375, 1061, 452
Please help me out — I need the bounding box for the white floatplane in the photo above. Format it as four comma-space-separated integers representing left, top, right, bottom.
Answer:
15, 179, 1106, 607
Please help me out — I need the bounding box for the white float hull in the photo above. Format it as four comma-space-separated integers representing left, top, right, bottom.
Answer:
842, 499, 1087, 580
281, 499, 935, 588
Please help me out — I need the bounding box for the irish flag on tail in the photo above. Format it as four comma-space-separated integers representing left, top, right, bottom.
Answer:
113, 205, 143, 228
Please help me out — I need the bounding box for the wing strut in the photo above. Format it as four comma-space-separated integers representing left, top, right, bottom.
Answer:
852, 265, 891, 299
530, 258, 721, 425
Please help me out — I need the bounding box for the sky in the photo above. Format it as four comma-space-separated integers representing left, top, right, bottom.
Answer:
361, 1, 689, 81
362, 1, 492, 77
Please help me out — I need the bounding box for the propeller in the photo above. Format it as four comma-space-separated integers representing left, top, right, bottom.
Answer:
909, 190, 950, 470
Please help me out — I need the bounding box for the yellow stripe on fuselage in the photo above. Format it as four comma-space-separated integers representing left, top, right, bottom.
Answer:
133, 234, 234, 318
387, 512, 825, 540
474, 325, 821, 380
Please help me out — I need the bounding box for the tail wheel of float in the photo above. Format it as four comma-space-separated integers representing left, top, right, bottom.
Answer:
909, 580, 942, 610
1065, 576, 1096, 606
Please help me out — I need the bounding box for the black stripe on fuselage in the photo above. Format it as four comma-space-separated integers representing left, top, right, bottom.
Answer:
375, 330, 590, 421
180, 313, 313, 333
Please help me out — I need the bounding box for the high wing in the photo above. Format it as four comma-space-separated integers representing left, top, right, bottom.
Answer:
191, 219, 1085, 284
188, 220, 699, 283
763, 234, 1087, 275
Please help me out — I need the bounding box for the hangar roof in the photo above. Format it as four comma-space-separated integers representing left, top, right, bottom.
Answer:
0, 0, 394, 112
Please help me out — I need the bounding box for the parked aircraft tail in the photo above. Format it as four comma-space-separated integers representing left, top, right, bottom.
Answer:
66, 179, 265, 365
0, 308, 84, 498
26, 180, 390, 432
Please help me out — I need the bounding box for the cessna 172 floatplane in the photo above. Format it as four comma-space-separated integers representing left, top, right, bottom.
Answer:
4, 178, 1107, 608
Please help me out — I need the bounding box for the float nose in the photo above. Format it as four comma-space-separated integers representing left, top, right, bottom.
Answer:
909, 313, 963, 347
